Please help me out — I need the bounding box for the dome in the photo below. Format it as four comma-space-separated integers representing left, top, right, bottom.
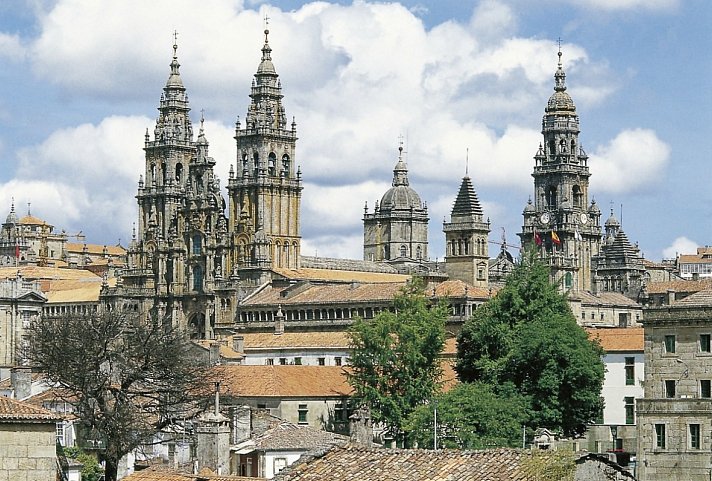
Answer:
5, 205, 17, 224
380, 185, 423, 211
523, 198, 535, 214
588, 200, 600, 214
546, 91, 576, 113
605, 211, 620, 228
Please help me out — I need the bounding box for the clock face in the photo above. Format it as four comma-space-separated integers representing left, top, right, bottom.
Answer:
540, 213, 550, 225
580, 213, 588, 224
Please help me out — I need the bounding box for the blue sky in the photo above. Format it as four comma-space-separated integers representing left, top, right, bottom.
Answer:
0, 0, 709, 262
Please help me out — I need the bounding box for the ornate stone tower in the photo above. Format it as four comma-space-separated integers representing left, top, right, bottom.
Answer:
519, 50, 601, 292
103, 42, 238, 339
228, 28, 301, 280
443, 176, 490, 288
363, 145, 429, 262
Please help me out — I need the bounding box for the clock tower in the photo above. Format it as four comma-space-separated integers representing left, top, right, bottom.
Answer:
519, 50, 601, 292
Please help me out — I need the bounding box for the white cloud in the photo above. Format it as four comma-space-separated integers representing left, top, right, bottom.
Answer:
662, 236, 699, 260
469, 0, 516, 41
589, 129, 671, 194
0, 32, 25, 61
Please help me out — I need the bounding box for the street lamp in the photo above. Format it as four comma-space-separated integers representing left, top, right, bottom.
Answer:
610, 425, 618, 453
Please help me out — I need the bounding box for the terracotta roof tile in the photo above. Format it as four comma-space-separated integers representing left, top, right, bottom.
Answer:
273, 267, 408, 283
240, 332, 350, 350
214, 366, 352, 398
675, 288, 712, 306
586, 327, 643, 352
427, 279, 493, 299
646, 279, 712, 294
274, 445, 561, 481
253, 421, 348, 451
122, 466, 263, 481
576, 291, 640, 307
243, 282, 405, 307
0, 396, 61, 422
0, 266, 101, 281
65, 242, 126, 256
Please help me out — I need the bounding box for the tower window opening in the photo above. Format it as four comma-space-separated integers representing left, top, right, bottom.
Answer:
546, 186, 557, 209
192, 234, 202, 255
559, 139, 567, 154
416, 245, 422, 259
161, 161, 167, 184
253, 151, 259, 177
400, 245, 407, 257
268, 152, 277, 176
572, 185, 583, 208
282, 154, 290, 177
548, 140, 556, 157
176, 163, 183, 182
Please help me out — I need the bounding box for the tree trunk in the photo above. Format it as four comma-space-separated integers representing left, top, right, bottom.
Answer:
103, 455, 119, 481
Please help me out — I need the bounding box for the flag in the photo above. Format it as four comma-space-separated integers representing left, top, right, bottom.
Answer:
534, 231, 542, 246
551, 231, 561, 245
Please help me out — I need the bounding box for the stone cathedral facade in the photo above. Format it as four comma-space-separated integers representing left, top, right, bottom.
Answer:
103, 30, 301, 339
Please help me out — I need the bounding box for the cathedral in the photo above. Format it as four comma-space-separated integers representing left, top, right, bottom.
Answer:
96, 30, 650, 340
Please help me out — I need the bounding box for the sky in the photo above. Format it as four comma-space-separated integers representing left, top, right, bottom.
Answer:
0, 0, 710, 262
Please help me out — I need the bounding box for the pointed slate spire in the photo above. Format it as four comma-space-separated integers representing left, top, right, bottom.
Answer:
451, 176, 484, 218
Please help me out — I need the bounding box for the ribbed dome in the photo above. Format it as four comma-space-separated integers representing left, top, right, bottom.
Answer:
5, 204, 17, 224
380, 185, 423, 211
605, 211, 620, 228
165, 44, 184, 89
257, 30, 277, 76
379, 146, 423, 211
588, 200, 600, 214
546, 91, 576, 113
523, 198, 535, 214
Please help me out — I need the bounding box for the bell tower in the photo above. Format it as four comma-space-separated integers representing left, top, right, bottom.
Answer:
519, 50, 601, 292
228, 28, 302, 277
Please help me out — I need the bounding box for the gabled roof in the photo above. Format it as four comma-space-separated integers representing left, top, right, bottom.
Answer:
274, 445, 563, 481
675, 289, 712, 307
251, 421, 348, 451
243, 282, 404, 307
0, 396, 61, 422
576, 291, 641, 308
586, 327, 644, 352
646, 279, 712, 295
65, 242, 126, 257
122, 466, 263, 481
273, 266, 406, 283
214, 366, 352, 398
240, 332, 350, 351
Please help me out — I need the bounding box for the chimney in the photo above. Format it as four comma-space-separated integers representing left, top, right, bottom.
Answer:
232, 405, 252, 444
10, 367, 32, 400
209, 342, 221, 365
349, 405, 373, 448
274, 305, 285, 335
233, 335, 244, 353
667, 289, 676, 305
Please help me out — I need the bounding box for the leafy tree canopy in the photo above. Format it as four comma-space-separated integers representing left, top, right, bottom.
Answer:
456, 255, 604, 437
406, 381, 529, 449
347, 278, 447, 446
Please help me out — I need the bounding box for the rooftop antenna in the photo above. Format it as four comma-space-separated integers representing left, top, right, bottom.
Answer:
466, 148, 469, 176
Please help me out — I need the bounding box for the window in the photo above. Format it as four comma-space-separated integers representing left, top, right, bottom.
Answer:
192, 234, 202, 255
294, 357, 302, 365
701, 380, 711, 398
690, 424, 701, 449
334, 402, 347, 423
701, 334, 711, 353
334, 357, 342, 366
266, 358, 274, 366
664, 335, 676, 353
56, 421, 65, 446
665, 380, 676, 398
298, 404, 308, 424
600, 313, 604, 320
581, 311, 586, 320
655, 424, 666, 448
274, 457, 288, 474
625, 357, 635, 386
318, 357, 325, 366
624, 397, 635, 425
279, 358, 287, 365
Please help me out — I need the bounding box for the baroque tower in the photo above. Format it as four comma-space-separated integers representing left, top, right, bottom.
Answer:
443, 175, 490, 288
228, 28, 301, 280
519, 50, 601, 292
363, 145, 429, 262
104, 41, 238, 339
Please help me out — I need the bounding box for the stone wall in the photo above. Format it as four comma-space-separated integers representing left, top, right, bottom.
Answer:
0, 422, 57, 481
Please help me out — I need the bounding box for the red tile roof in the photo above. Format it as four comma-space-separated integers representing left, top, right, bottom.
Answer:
586, 327, 644, 352
0, 396, 62, 422
214, 366, 353, 398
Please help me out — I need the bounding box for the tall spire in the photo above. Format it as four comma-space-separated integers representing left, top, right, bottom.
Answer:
451, 176, 484, 219
166, 34, 185, 90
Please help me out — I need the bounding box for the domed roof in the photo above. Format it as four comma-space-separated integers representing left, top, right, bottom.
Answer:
523, 198, 535, 213
165, 43, 185, 90
605, 209, 620, 228
588, 199, 600, 214
545, 51, 576, 114
379, 146, 423, 211
256, 30, 277, 76
5, 202, 17, 224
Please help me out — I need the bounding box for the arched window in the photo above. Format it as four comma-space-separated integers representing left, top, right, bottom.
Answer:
150, 163, 156, 183
161, 162, 167, 184
546, 186, 557, 209
400, 245, 407, 257
193, 265, 203, 292
282, 154, 290, 177
192, 235, 202, 255
268, 152, 277, 176
175, 163, 183, 182
416, 245, 422, 259
572, 185, 583, 208
565, 272, 573, 290
253, 151, 259, 177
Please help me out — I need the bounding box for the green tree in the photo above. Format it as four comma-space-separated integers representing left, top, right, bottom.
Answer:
347, 278, 447, 446
24, 310, 211, 481
456, 255, 604, 437
62, 446, 104, 481
406, 381, 529, 449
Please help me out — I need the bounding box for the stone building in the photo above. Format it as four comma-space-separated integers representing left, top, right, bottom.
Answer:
636, 289, 712, 480
443, 176, 490, 288
519, 51, 602, 292
0, 273, 46, 369
363, 145, 429, 263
